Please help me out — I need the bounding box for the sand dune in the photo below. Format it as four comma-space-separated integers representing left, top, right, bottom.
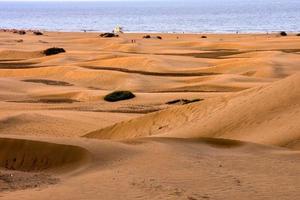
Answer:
0, 31, 299, 199
1, 135, 300, 199
0, 137, 90, 172
85, 73, 300, 148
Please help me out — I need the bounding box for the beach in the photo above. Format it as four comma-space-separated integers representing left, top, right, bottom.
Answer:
0, 30, 300, 199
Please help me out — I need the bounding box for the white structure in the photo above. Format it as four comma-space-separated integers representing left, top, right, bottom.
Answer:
113, 26, 124, 34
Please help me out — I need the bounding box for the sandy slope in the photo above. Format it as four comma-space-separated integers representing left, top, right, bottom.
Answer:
1, 135, 300, 200
0, 31, 300, 199
86, 73, 300, 149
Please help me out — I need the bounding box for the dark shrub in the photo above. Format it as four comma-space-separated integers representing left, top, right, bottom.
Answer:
33, 31, 43, 35
143, 35, 151, 39
201, 35, 207, 38
104, 91, 135, 102
280, 31, 287, 36
43, 47, 66, 56
166, 99, 202, 105
14, 30, 26, 35
100, 33, 119, 38
156, 36, 162, 40
296, 33, 300, 36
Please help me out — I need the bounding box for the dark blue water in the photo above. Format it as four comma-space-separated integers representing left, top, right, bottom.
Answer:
0, 0, 299, 33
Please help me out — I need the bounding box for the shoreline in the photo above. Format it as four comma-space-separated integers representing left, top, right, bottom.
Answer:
0, 23, 300, 200
1, 28, 300, 35
1, 29, 300, 36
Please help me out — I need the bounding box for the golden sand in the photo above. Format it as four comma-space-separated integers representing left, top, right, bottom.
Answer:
0, 31, 299, 199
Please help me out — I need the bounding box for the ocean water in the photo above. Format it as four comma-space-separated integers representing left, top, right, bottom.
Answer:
0, 0, 299, 33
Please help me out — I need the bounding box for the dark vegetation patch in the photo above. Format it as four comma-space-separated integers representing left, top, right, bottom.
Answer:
104, 91, 135, 102
43, 47, 66, 56
99, 33, 119, 38
279, 31, 288, 36
22, 79, 73, 86
1, 29, 26, 35
143, 35, 151, 39
166, 99, 203, 105
156, 36, 162, 40
297, 33, 300, 36
201, 35, 207, 38
13, 30, 26, 35
33, 31, 43, 36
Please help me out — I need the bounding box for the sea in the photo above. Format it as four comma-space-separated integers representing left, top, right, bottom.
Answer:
0, 0, 299, 33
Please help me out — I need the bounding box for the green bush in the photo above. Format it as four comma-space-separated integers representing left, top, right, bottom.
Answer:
143, 35, 151, 39
279, 31, 287, 36
100, 33, 119, 38
104, 91, 135, 102
43, 47, 66, 56
166, 99, 202, 105
33, 31, 43, 35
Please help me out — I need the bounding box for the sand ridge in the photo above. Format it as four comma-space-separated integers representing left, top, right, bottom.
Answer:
85, 73, 300, 149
